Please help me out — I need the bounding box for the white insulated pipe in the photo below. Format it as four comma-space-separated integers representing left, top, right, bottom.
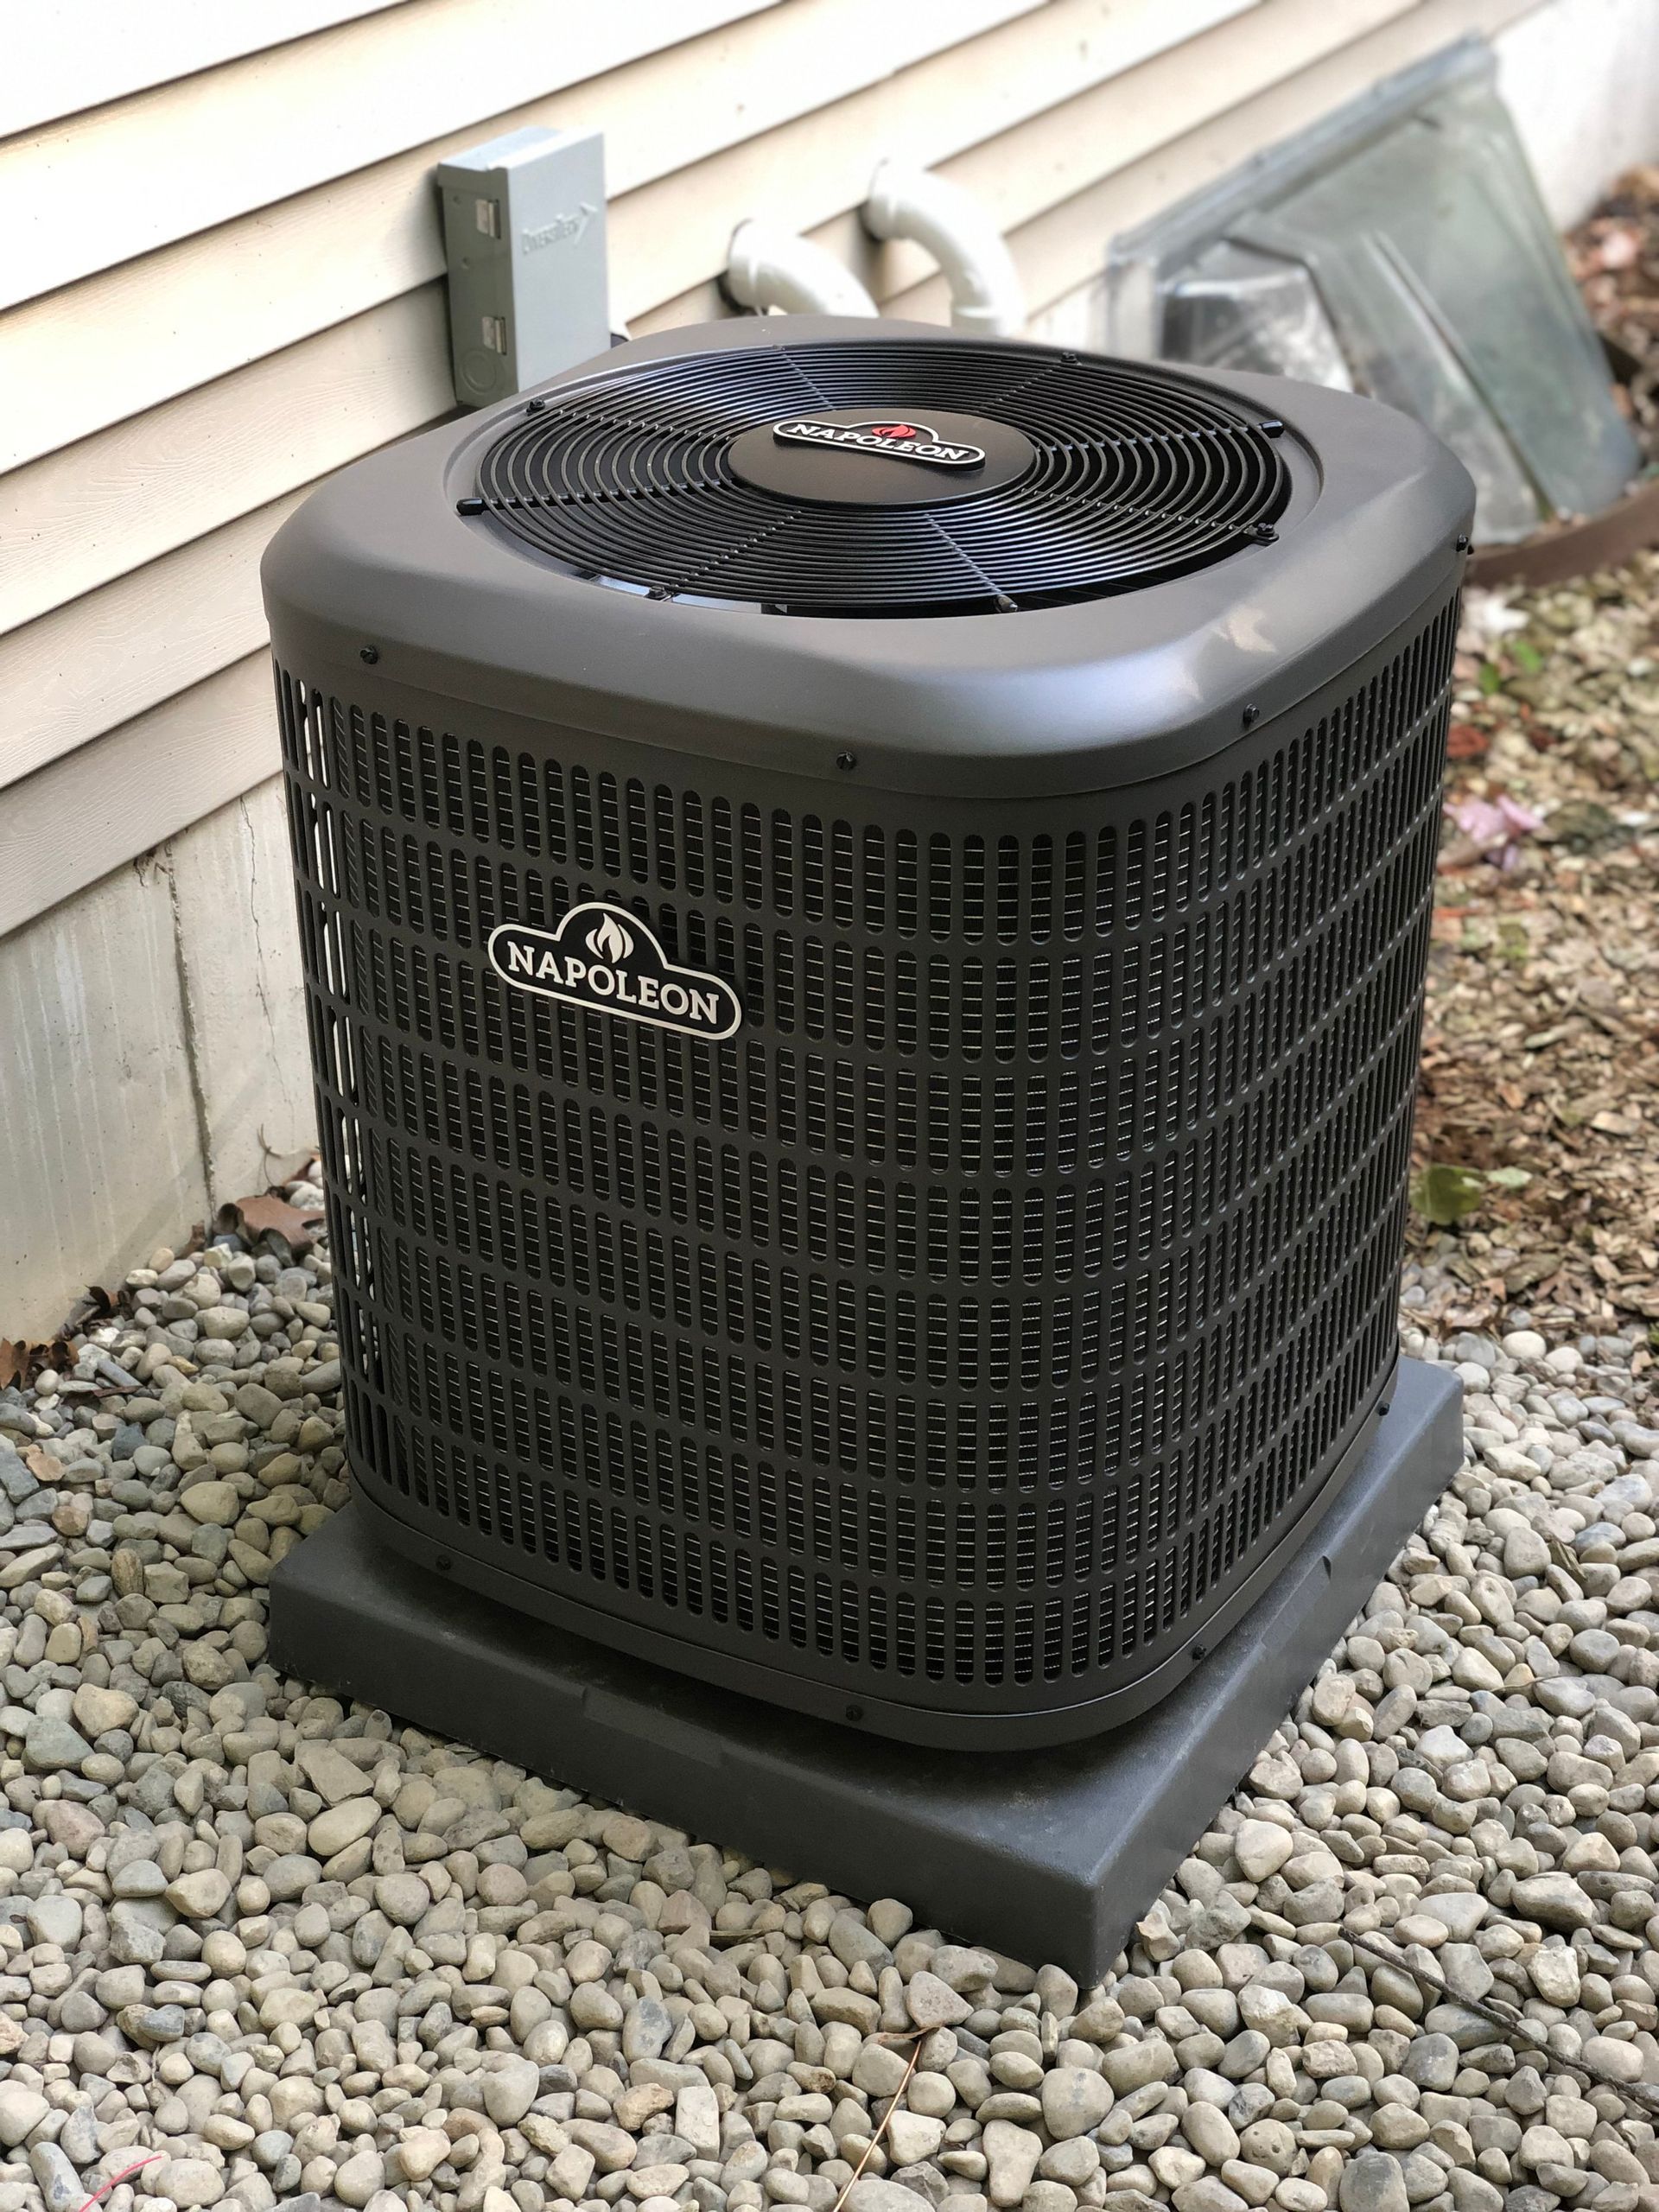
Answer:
862, 161, 1025, 338
724, 220, 878, 317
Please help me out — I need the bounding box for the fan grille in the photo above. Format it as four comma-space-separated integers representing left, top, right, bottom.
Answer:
471, 340, 1292, 615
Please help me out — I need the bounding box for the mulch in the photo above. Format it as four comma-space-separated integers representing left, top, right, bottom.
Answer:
1404, 554, 1659, 1356
1567, 162, 1659, 466
1397, 171, 1659, 1353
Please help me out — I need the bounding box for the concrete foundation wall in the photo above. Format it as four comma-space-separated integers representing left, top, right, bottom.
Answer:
1, 779, 312, 1332
1497, 0, 1659, 226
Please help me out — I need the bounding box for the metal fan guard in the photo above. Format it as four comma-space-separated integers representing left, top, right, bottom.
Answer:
468, 338, 1292, 616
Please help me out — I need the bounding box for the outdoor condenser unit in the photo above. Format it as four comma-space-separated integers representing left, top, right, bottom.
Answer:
264, 317, 1471, 1748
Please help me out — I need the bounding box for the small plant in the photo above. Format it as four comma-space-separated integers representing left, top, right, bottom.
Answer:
1411, 1161, 1532, 1226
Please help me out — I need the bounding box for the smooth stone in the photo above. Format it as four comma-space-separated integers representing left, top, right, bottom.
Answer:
73, 1681, 138, 1736
166, 1868, 232, 1918
1582, 2035, 1644, 2084
262, 1853, 322, 1902
180, 1480, 241, 1524
0, 2087, 48, 2148
118, 2002, 188, 2047
482, 2055, 541, 2126
885, 2111, 946, 2164
154, 2161, 225, 2208
1510, 1875, 1596, 1931
983, 2121, 1044, 2209
374, 1871, 431, 1926
906, 1969, 973, 2029
22, 1715, 92, 1771
850, 2186, 935, 2212
1415, 1885, 1495, 1937
25, 1893, 84, 1948
395, 2130, 450, 2183
1338, 2153, 1410, 2212
1232, 1822, 1295, 1881
308, 1797, 382, 1857
1041, 2067, 1115, 2140
29, 2142, 84, 2212
333, 2149, 385, 2207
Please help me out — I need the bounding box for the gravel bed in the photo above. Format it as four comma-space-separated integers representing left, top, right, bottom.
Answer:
3, 1190, 1659, 2212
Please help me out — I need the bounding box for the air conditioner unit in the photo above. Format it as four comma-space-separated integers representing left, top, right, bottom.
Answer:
263, 318, 1469, 1749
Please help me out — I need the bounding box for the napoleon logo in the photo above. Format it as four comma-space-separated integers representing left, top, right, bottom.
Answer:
487, 903, 743, 1039
770, 416, 987, 469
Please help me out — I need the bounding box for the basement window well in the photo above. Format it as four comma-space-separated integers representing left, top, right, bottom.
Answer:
1102, 40, 1638, 543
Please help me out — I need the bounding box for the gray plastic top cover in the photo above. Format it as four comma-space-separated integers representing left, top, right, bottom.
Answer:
262, 315, 1472, 799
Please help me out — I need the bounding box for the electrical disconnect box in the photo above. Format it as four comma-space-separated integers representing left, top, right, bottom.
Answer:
437, 125, 610, 408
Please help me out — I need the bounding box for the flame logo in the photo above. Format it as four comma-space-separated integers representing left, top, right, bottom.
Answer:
586, 914, 633, 965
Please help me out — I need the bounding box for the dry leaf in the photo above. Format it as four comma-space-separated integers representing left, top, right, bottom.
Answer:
215, 1192, 326, 1257
60, 1284, 115, 1338
1446, 721, 1491, 760
0, 1337, 73, 1389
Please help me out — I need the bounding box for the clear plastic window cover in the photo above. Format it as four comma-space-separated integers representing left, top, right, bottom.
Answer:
1103, 37, 1638, 543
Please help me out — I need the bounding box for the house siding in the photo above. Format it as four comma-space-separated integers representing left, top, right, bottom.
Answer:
0, 0, 1614, 1324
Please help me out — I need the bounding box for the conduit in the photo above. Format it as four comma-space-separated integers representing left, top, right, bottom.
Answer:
862, 162, 1024, 337
724, 220, 877, 317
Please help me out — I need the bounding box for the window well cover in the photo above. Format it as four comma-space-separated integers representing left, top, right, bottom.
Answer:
1106, 40, 1638, 543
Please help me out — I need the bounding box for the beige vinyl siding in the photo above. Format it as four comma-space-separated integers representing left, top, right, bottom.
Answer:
885, 0, 1543, 327
0, 0, 779, 309
3, 1, 413, 139
0, 658, 275, 945
2, 0, 1548, 948
0, 492, 309, 791
640, 0, 1478, 332
0, 289, 453, 638
1, 0, 1046, 472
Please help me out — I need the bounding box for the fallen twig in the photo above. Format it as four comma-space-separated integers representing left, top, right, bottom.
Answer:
830, 2027, 927, 2212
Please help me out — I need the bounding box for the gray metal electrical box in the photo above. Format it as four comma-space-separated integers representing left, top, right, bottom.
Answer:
437, 125, 609, 409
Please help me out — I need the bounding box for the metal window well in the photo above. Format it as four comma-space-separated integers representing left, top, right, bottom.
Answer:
262, 315, 1473, 1750
1103, 40, 1639, 543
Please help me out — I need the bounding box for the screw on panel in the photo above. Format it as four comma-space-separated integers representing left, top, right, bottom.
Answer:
359, 645, 379, 664
836, 752, 857, 772
1242, 704, 1260, 728
526, 397, 548, 413
435, 1554, 453, 1572
1259, 418, 1285, 437
456, 497, 486, 516
845, 1704, 865, 1721
646, 585, 676, 601
1455, 534, 1471, 552
1252, 524, 1278, 543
